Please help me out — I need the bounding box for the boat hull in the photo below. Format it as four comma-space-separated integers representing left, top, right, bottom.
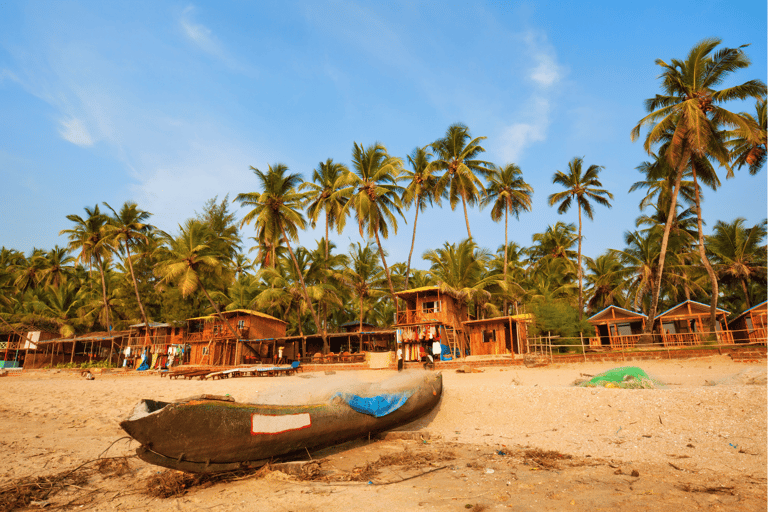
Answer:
120, 371, 442, 472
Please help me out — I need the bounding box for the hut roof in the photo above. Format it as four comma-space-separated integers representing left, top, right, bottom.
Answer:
655, 300, 729, 320
729, 300, 768, 322
186, 309, 286, 324
463, 314, 534, 326
588, 305, 646, 323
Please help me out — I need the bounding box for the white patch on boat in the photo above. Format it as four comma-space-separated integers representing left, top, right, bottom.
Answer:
251, 413, 311, 435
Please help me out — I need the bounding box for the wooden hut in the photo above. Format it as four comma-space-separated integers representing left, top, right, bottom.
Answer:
1, 329, 58, 369
185, 309, 287, 366
123, 323, 186, 369
26, 330, 128, 369
728, 300, 767, 344
655, 300, 733, 347
395, 286, 469, 361
463, 314, 531, 356
587, 306, 647, 350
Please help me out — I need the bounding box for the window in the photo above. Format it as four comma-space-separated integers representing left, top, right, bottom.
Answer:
662, 321, 676, 334
422, 300, 441, 313
237, 320, 245, 330
202, 347, 209, 355
213, 325, 219, 335
482, 329, 495, 343
616, 323, 632, 336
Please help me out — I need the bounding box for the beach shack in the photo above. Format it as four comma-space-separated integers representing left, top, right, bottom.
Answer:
26, 330, 128, 369
463, 314, 532, 356
655, 300, 733, 347
588, 305, 647, 350
395, 286, 469, 361
123, 322, 186, 369
1, 328, 58, 369
728, 300, 767, 344
185, 309, 287, 366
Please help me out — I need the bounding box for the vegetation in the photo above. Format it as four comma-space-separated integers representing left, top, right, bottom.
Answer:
0, 39, 765, 348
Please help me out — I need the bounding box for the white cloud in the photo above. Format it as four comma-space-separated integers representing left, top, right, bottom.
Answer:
179, 5, 244, 71
58, 117, 93, 147
523, 31, 563, 88
497, 97, 551, 163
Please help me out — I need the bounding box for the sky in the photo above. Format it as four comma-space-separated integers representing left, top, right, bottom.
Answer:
1, 0, 766, 271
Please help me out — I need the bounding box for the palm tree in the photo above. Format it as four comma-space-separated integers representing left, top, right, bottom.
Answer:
38, 246, 75, 289
401, 145, 439, 291
631, 38, 766, 334
548, 157, 613, 320
584, 251, 628, 313
430, 123, 493, 239
341, 242, 386, 351
60, 205, 114, 334
341, 142, 404, 301
482, 163, 533, 314
104, 201, 153, 331
154, 220, 240, 351
707, 218, 767, 310
301, 158, 350, 338
235, 164, 327, 350
730, 98, 767, 175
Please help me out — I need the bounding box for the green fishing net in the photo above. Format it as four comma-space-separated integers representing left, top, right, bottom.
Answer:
578, 366, 661, 389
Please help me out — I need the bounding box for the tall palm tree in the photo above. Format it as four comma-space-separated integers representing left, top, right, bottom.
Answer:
60, 205, 114, 334
482, 163, 533, 314
301, 158, 350, 339
236, 164, 327, 350
584, 252, 628, 313
631, 38, 766, 334
430, 123, 493, 239
548, 157, 613, 320
707, 218, 767, 310
341, 142, 404, 301
401, 145, 439, 291
104, 201, 153, 331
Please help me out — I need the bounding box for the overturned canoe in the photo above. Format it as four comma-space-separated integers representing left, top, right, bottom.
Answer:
120, 371, 442, 473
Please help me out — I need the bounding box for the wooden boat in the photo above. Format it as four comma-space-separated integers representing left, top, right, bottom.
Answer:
120, 371, 442, 473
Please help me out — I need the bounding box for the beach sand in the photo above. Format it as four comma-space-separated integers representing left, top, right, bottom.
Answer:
0, 355, 765, 511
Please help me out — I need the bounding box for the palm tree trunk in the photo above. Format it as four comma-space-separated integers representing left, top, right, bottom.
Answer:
123, 241, 151, 335
503, 207, 509, 316
405, 199, 421, 292
645, 154, 687, 336
577, 205, 583, 322
691, 168, 719, 334
741, 279, 752, 309
461, 191, 472, 239
374, 228, 396, 301
359, 294, 364, 352
95, 256, 113, 363
279, 223, 326, 352
323, 211, 329, 343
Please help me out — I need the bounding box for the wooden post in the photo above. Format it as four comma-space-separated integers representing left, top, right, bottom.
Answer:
548, 331, 553, 362
580, 332, 586, 362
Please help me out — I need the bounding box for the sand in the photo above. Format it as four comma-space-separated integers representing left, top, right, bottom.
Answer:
0, 355, 765, 511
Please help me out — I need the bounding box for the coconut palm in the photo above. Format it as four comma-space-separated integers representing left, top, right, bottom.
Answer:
548, 157, 613, 321
11, 249, 46, 293
482, 163, 533, 314
236, 164, 327, 350
729, 98, 767, 175
341, 242, 386, 350
340, 142, 405, 301
430, 123, 493, 239
631, 38, 766, 333
104, 201, 153, 332
401, 145, 440, 291
154, 219, 240, 349
37, 246, 75, 289
584, 251, 628, 313
60, 205, 114, 334
707, 218, 767, 310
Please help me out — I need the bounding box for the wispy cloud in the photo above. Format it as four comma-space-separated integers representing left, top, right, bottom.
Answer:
58, 116, 93, 147
495, 30, 565, 163
179, 5, 244, 71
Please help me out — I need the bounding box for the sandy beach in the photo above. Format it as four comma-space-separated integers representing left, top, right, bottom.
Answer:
1, 355, 765, 511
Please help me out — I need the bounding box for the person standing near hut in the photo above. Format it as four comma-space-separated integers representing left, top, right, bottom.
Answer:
432, 339, 442, 362
396, 345, 403, 372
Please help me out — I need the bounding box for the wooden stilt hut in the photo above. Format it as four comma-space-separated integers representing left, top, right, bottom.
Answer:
463, 314, 532, 356
587, 306, 647, 350
655, 300, 733, 347
728, 300, 767, 344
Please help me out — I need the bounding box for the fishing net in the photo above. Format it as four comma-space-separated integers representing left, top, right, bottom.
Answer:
578, 366, 661, 389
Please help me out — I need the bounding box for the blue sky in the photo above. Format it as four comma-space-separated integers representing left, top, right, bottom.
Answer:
1, 0, 766, 271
